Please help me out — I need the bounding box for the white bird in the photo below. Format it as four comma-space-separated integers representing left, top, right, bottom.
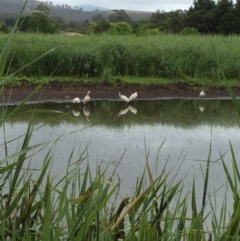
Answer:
199, 105, 205, 112
72, 97, 80, 103
83, 107, 90, 121
129, 92, 138, 102
199, 90, 206, 98
83, 91, 91, 104
119, 92, 129, 102
72, 109, 80, 116
118, 107, 129, 116
128, 105, 137, 114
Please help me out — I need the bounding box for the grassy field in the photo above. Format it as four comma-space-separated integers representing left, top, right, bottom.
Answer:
1, 33, 240, 87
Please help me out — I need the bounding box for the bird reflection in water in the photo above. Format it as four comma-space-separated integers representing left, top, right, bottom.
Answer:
128, 105, 137, 114
118, 106, 138, 117
83, 107, 90, 121
72, 109, 80, 116
199, 104, 205, 112
118, 107, 129, 117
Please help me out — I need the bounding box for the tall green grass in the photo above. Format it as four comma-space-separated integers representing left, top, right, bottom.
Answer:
1, 33, 240, 81
1, 2, 240, 240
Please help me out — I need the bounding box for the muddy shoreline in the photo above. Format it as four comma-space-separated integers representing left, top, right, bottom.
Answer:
2, 83, 240, 104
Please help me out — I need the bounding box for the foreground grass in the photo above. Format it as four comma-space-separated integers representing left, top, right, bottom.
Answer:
1, 33, 240, 87
0, 129, 239, 241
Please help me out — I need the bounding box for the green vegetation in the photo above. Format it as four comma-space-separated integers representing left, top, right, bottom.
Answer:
2, 0, 240, 35
2, 2, 240, 240
28, 4, 59, 34
1, 33, 240, 87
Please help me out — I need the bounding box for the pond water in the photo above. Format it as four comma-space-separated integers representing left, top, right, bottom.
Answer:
1, 99, 240, 204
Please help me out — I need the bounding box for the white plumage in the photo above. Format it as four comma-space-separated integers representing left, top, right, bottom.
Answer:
72, 97, 80, 103
83, 91, 91, 104
199, 90, 206, 98
119, 92, 129, 102
129, 92, 138, 101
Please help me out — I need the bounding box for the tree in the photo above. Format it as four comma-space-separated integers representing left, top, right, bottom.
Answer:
150, 10, 167, 28
107, 22, 132, 35
191, 0, 216, 11
0, 21, 9, 33
216, 0, 235, 34
4, 17, 16, 26
18, 16, 31, 31
164, 10, 184, 33
88, 19, 110, 34
92, 14, 104, 22
233, 0, 240, 34
29, 4, 59, 33
184, 0, 217, 33
108, 10, 132, 23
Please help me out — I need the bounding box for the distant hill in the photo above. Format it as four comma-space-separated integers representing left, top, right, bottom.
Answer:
0, 0, 153, 22
77, 4, 108, 11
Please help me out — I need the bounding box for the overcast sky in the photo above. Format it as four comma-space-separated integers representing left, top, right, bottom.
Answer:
51, 0, 192, 12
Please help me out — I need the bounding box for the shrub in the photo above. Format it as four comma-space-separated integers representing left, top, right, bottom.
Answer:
180, 27, 201, 36
141, 28, 161, 36
108, 22, 132, 35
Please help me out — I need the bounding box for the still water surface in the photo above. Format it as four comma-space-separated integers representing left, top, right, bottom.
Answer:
1, 99, 240, 200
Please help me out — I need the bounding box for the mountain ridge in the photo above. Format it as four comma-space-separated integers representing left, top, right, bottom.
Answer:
0, 0, 153, 22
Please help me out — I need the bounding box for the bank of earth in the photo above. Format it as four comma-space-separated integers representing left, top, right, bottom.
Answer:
3, 81, 240, 104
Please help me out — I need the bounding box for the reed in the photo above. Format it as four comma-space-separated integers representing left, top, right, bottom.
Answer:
0, 33, 240, 82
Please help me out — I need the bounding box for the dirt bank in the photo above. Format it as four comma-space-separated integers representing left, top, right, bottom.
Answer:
2, 82, 240, 104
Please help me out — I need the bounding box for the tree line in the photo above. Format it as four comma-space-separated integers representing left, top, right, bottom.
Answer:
1, 0, 240, 35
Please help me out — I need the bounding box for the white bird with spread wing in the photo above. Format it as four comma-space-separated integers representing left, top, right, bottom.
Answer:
129, 92, 138, 102
119, 92, 129, 102
119, 91, 139, 102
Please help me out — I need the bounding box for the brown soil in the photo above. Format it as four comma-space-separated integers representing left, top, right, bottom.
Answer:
2, 82, 240, 104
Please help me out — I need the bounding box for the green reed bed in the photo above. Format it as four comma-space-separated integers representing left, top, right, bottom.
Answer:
1, 33, 240, 84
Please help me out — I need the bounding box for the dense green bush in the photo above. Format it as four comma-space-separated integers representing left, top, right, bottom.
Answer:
180, 27, 201, 36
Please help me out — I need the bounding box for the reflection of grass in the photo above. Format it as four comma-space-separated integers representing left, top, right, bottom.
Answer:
1, 2, 240, 240
3, 99, 240, 128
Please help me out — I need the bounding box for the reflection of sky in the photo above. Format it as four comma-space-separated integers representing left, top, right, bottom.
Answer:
1, 122, 239, 191
0, 120, 238, 226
